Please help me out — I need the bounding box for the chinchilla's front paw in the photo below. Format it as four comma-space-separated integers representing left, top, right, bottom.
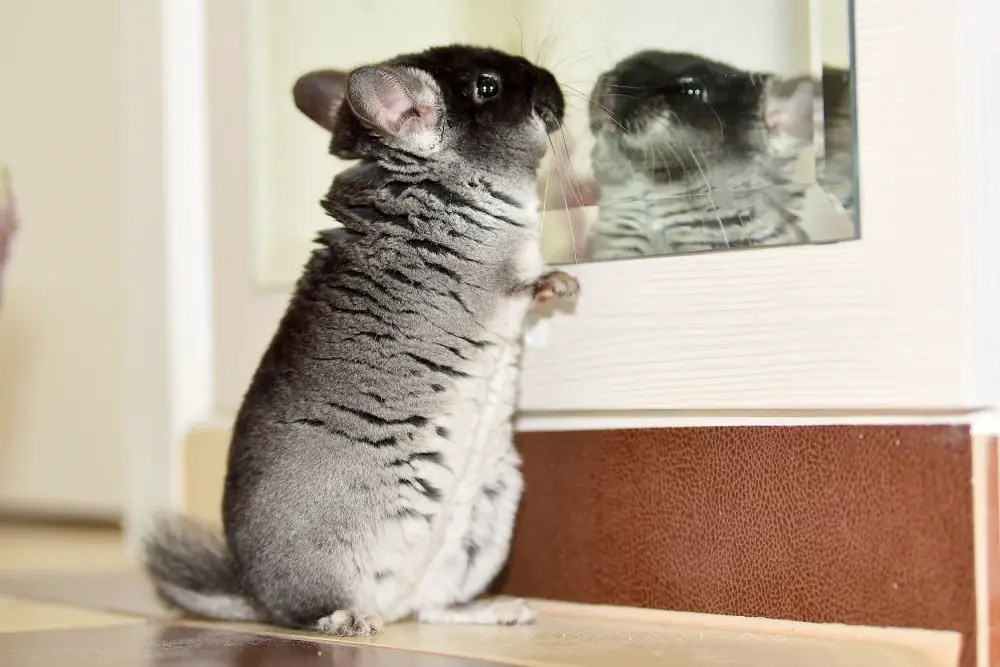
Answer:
533, 270, 579, 303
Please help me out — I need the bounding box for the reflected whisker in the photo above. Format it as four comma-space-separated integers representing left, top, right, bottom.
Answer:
559, 84, 629, 134
706, 104, 725, 139
663, 133, 689, 178
687, 147, 730, 248
600, 93, 640, 102
651, 144, 674, 182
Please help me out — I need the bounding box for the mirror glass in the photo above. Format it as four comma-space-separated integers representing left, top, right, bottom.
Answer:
247, 0, 857, 284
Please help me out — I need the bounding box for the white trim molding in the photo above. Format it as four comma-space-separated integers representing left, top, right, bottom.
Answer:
118, 0, 213, 550
517, 410, 982, 433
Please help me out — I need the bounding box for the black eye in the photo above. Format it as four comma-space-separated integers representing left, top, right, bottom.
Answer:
475, 73, 501, 101
677, 77, 708, 103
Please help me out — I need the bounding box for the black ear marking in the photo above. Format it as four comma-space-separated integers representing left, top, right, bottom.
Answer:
293, 69, 349, 132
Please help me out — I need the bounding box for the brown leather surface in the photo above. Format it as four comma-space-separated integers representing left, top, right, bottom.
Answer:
0, 623, 511, 667
496, 425, 976, 667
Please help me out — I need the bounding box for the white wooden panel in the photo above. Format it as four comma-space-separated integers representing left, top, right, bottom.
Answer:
518, 0, 1000, 412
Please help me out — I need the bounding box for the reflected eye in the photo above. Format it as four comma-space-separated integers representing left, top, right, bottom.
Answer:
677, 77, 708, 102
475, 73, 501, 101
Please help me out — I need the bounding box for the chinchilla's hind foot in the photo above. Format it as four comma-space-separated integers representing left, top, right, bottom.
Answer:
315, 610, 385, 637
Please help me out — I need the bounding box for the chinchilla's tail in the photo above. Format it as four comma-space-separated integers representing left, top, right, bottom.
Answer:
141, 514, 262, 622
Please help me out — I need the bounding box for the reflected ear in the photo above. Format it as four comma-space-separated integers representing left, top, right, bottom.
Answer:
346, 66, 441, 149
764, 76, 815, 139
293, 69, 348, 132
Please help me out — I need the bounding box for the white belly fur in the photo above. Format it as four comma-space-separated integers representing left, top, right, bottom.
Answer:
365, 289, 535, 622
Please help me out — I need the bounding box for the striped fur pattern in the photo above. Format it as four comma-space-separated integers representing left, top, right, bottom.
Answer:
142, 45, 570, 636
585, 51, 812, 261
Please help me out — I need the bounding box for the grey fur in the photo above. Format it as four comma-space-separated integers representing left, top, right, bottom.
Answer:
143, 515, 261, 621
141, 45, 570, 635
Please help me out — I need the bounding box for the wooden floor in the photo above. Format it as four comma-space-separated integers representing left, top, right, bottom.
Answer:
0, 521, 963, 667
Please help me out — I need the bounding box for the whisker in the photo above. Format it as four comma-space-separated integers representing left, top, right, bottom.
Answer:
512, 14, 525, 59
538, 18, 560, 66
600, 93, 640, 101
595, 83, 647, 90
557, 82, 589, 95
555, 128, 582, 263
549, 46, 607, 71
559, 84, 628, 133
540, 138, 555, 254
535, 26, 552, 67
551, 49, 607, 73
687, 147, 730, 248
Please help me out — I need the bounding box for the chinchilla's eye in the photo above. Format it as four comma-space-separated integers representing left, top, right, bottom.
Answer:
474, 73, 501, 101
677, 76, 708, 103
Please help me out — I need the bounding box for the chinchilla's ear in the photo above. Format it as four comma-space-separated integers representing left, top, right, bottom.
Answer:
763, 75, 815, 139
345, 66, 442, 151
293, 69, 349, 133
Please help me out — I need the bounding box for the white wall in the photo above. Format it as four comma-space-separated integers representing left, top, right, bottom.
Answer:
0, 0, 125, 516
0, 0, 213, 534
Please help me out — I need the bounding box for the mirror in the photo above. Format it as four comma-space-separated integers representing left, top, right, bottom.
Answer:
247, 0, 857, 284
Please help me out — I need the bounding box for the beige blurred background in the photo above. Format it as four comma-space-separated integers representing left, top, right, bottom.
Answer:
0, 0, 126, 517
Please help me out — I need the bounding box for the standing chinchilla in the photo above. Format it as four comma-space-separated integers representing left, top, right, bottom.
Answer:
142, 45, 578, 636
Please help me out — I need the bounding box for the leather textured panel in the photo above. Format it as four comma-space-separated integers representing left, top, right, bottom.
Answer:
496, 426, 975, 666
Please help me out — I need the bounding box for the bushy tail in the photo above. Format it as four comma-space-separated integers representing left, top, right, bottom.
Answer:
141, 514, 262, 622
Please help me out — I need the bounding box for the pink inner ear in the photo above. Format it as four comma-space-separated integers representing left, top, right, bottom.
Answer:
765, 108, 785, 132
379, 89, 415, 128
348, 66, 440, 141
